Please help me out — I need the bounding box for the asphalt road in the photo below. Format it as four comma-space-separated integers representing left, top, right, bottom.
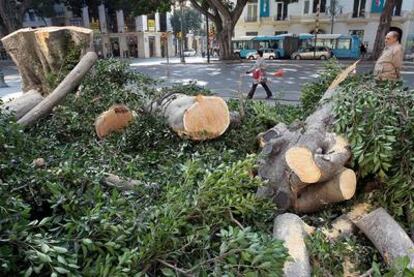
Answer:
3, 57, 414, 103
130, 58, 414, 103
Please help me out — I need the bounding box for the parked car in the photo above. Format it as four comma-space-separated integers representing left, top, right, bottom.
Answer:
183, 49, 196, 57
246, 48, 277, 60
291, 46, 332, 60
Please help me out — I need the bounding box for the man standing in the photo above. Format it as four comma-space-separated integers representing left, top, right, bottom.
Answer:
246, 50, 273, 99
374, 31, 403, 81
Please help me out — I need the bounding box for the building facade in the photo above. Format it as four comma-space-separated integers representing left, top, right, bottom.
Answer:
235, 0, 414, 53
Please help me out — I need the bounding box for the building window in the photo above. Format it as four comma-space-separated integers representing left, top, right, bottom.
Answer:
274, 2, 285, 21
275, 31, 288, 35
353, 0, 366, 18
246, 31, 258, 36
304, 0, 310, 14
394, 0, 402, 16
313, 0, 326, 14
246, 2, 258, 22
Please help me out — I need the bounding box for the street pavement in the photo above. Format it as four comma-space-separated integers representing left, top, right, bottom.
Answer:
3, 57, 414, 104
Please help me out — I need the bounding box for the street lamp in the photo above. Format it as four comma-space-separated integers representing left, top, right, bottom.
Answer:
180, 0, 185, 63
314, 0, 322, 59
328, 0, 342, 34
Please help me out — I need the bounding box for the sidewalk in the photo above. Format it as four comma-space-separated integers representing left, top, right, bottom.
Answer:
0, 63, 22, 101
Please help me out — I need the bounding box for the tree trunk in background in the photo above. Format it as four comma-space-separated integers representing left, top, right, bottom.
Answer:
217, 25, 234, 60
188, 0, 247, 60
372, 0, 396, 60
0, 0, 30, 35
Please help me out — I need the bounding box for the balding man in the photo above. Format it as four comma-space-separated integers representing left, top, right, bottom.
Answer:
374, 31, 404, 81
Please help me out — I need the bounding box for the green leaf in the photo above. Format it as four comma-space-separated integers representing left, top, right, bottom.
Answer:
37, 252, 52, 263
55, 267, 70, 274
161, 268, 175, 276
53, 246, 68, 254
24, 267, 33, 277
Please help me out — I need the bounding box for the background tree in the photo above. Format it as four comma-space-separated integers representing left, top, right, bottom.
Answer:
0, 0, 55, 36
0, 0, 173, 37
170, 7, 203, 43
372, 0, 397, 60
188, 0, 248, 60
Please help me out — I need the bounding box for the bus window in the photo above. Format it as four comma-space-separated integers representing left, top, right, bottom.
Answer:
337, 39, 351, 50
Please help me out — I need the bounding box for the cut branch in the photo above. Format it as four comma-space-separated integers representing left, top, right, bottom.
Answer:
1, 90, 44, 120
355, 208, 414, 268
273, 213, 311, 277
18, 52, 98, 127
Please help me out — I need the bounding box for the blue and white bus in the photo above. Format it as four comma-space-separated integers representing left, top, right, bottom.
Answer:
233, 34, 300, 59
300, 34, 361, 59
232, 36, 255, 58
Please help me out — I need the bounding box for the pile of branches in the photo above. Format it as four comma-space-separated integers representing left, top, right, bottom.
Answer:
1, 58, 413, 276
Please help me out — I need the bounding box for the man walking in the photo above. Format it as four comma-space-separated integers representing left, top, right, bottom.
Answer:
374, 31, 403, 81
246, 50, 273, 99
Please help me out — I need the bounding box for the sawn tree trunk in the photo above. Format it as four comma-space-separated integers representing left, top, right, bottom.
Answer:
256, 62, 359, 212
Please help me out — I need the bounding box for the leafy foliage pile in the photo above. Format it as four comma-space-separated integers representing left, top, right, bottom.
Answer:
300, 60, 414, 276
334, 78, 414, 232
0, 59, 297, 276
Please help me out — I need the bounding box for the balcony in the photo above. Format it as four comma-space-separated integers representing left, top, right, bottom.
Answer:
244, 16, 258, 22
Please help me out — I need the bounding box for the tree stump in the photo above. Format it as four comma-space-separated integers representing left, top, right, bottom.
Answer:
148, 93, 233, 141
1, 26, 93, 95
256, 61, 359, 212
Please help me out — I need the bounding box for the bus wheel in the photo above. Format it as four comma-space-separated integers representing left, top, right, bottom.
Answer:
320, 55, 327, 60
248, 56, 255, 60
295, 55, 301, 60
269, 56, 275, 60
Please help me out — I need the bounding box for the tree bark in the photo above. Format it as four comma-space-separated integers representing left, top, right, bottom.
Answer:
0, 0, 29, 35
1, 90, 44, 120
18, 52, 98, 128
1, 26, 93, 94
355, 208, 414, 268
256, 61, 359, 212
189, 0, 248, 60
273, 213, 311, 277
372, 0, 396, 60
147, 93, 232, 141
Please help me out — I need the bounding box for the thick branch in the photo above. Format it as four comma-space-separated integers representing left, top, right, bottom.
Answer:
206, 0, 231, 19
231, 0, 249, 26
188, 0, 215, 21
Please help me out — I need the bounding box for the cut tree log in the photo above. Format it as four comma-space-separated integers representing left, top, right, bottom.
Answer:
148, 93, 233, 141
294, 167, 357, 213
95, 105, 135, 139
321, 203, 371, 241
17, 52, 98, 128
1, 26, 93, 94
256, 61, 359, 211
1, 90, 44, 120
355, 208, 414, 268
273, 213, 311, 277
